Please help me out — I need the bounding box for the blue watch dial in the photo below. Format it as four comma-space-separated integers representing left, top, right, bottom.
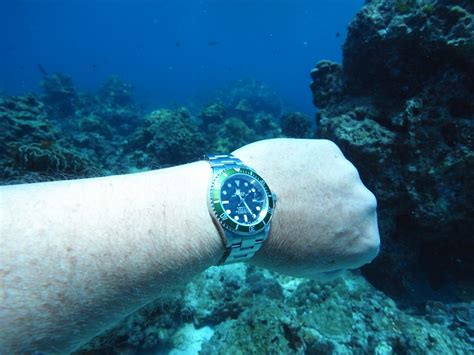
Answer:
220, 173, 268, 226
210, 166, 274, 235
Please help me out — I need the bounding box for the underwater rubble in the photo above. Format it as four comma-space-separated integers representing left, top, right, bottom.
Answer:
77, 265, 470, 354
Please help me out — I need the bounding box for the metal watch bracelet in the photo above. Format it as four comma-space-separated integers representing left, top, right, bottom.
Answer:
206, 154, 270, 265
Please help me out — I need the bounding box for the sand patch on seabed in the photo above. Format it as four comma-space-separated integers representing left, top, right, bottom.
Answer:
169, 323, 214, 355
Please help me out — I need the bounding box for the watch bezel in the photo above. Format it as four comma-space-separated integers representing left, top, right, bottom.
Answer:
209, 167, 274, 235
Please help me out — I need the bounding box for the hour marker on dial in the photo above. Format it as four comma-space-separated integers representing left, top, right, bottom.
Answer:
243, 214, 248, 222
223, 190, 227, 195
226, 209, 231, 214
256, 206, 261, 211
227, 183, 232, 187
244, 182, 248, 187
235, 216, 240, 221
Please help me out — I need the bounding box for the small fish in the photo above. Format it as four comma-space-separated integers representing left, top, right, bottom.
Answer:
91, 64, 97, 69
37, 64, 48, 76
176, 41, 180, 47
208, 41, 220, 46
336, 32, 341, 38
39, 140, 54, 149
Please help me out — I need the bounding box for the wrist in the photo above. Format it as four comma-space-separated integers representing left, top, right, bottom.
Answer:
167, 161, 224, 269
132, 161, 224, 286
231, 141, 291, 269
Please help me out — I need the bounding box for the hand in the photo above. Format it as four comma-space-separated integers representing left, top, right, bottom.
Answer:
233, 138, 380, 279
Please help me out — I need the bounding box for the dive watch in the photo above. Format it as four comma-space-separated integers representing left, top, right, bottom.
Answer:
206, 154, 276, 265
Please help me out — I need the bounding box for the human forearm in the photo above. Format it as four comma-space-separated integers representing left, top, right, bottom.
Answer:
0, 161, 222, 352
0, 138, 380, 352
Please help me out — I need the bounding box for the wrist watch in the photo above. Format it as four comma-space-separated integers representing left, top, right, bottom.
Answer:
205, 154, 276, 265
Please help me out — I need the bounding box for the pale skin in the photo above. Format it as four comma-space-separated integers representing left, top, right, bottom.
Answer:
0, 138, 380, 353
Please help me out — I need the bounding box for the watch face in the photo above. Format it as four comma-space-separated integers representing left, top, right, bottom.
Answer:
220, 173, 268, 225
209, 167, 274, 235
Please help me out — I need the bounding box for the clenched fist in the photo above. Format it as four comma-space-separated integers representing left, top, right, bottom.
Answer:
233, 138, 380, 279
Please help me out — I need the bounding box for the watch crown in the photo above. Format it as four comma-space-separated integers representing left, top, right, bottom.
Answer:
272, 192, 278, 203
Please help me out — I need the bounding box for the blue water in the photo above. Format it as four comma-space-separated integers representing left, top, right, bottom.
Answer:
1, 0, 363, 114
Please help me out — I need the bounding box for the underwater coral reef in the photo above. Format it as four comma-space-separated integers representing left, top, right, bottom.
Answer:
0, 77, 287, 184
1, 0, 472, 353
79, 266, 470, 354
311, 0, 473, 304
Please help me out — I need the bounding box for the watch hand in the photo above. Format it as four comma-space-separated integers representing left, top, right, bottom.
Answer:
236, 190, 244, 204
236, 192, 252, 214
242, 197, 252, 214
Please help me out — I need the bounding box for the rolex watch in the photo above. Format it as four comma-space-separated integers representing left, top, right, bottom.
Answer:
206, 154, 276, 265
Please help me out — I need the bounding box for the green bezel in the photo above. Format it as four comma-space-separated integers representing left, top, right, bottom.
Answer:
209, 167, 274, 235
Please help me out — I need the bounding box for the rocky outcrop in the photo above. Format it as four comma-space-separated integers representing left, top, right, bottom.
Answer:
310, 0, 473, 302
40, 73, 79, 118
126, 108, 208, 167
280, 112, 313, 138
214, 78, 283, 120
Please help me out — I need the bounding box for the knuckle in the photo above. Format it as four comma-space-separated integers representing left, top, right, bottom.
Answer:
367, 231, 381, 260
354, 221, 380, 266
343, 160, 360, 180
362, 206, 381, 259
319, 139, 343, 156
364, 189, 378, 212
